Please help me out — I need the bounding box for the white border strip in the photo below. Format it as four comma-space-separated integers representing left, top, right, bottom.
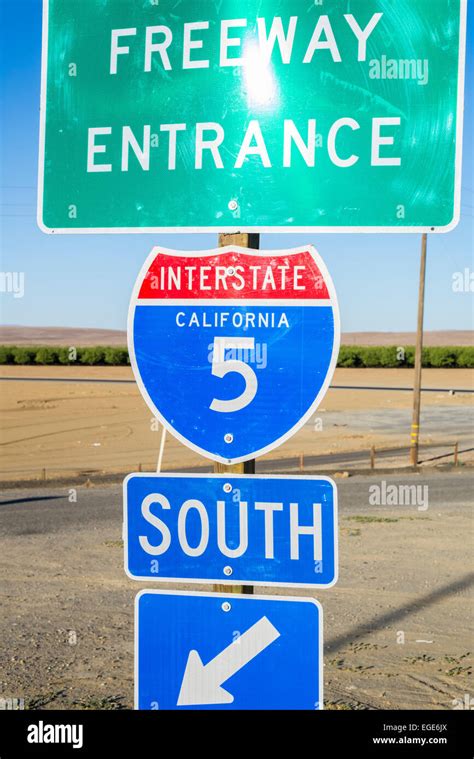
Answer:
136, 299, 333, 307
123, 472, 338, 589
37, 1, 467, 235
127, 245, 341, 465
134, 589, 323, 711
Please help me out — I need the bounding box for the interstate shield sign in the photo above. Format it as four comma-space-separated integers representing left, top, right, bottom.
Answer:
128, 246, 340, 464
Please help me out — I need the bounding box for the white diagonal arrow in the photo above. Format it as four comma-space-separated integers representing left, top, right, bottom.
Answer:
177, 616, 280, 706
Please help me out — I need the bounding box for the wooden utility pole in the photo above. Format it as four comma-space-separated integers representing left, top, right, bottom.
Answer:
213, 232, 259, 595
410, 234, 427, 467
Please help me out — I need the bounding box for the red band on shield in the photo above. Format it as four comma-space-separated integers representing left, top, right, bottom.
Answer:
138, 251, 330, 300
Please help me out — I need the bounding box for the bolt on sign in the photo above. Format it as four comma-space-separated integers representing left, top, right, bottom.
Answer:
128, 245, 340, 464
38, 0, 466, 233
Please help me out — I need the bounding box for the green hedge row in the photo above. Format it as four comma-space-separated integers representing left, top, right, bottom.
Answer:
0, 345, 472, 368
337, 345, 474, 368
0, 346, 130, 366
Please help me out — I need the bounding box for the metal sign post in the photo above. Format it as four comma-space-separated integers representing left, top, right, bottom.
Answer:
410, 233, 428, 466
214, 232, 258, 594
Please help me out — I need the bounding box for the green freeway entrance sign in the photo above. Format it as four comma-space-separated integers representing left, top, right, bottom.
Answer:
38, 0, 466, 234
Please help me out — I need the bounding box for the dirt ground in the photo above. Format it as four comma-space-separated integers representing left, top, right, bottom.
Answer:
1, 366, 473, 481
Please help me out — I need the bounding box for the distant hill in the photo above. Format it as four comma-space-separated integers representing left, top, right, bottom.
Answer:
342, 331, 473, 346
0, 326, 472, 347
0, 326, 128, 346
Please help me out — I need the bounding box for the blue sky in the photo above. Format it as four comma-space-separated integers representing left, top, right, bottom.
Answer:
0, 0, 472, 333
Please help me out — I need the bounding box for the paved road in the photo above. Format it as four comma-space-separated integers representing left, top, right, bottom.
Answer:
0, 471, 471, 537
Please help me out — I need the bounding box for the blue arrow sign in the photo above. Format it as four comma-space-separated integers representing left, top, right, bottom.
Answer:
128, 245, 340, 464
124, 473, 337, 588
135, 591, 322, 710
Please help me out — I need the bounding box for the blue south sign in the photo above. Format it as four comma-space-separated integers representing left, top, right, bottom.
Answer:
124, 473, 337, 588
